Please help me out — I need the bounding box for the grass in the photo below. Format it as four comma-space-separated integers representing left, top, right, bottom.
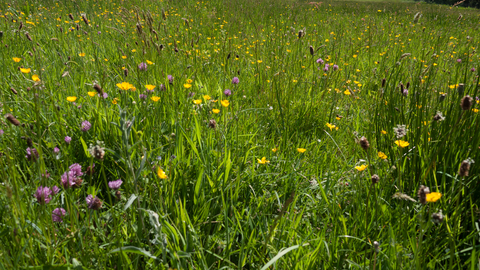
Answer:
0, 0, 479, 269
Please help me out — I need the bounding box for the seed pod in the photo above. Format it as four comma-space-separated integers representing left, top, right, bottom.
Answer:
417, 185, 430, 205
381, 78, 386, 88
124, 68, 128, 77
460, 95, 473, 111
309, 45, 314, 56
371, 174, 379, 184
81, 14, 89, 26
59, 26, 63, 33
68, 13, 74, 20
459, 160, 471, 177
136, 23, 142, 35
5, 113, 21, 126
10, 87, 17, 95
26, 137, 33, 147
115, 190, 121, 201
25, 32, 32, 41
406, 81, 410, 89
359, 136, 370, 151
19, 22, 23, 30
93, 84, 103, 95
208, 119, 217, 129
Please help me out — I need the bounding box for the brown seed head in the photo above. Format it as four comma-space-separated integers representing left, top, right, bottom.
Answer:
371, 174, 379, 185
359, 136, 370, 151
124, 68, 128, 77
309, 46, 314, 56
459, 160, 471, 177
68, 13, 74, 20
115, 190, 121, 201
460, 95, 473, 111
81, 14, 89, 26
417, 185, 430, 205
93, 84, 103, 95
5, 113, 20, 126
10, 87, 17, 95
25, 32, 32, 41
208, 119, 217, 129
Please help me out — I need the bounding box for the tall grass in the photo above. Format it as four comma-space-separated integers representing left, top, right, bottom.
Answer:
0, 0, 479, 269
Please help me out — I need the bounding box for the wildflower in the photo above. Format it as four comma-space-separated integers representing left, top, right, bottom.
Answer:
138, 62, 147, 71
316, 58, 324, 64
417, 185, 430, 205
61, 163, 84, 189
324, 64, 329, 72
92, 84, 103, 95
13, 57, 21, 62
212, 109, 220, 114
31, 74, 40, 82
65, 136, 72, 144
297, 148, 306, 153
0, 130, 3, 136
373, 241, 380, 253
159, 84, 166, 91
381, 130, 387, 135
359, 137, 370, 151
157, 167, 167, 179
146, 60, 154, 65
371, 174, 380, 184
332, 65, 339, 71
80, 120, 91, 132
184, 83, 192, 89
431, 210, 444, 224
86, 194, 102, 210
377, 152, 387, 159
456, 59, 462, 63
108, 179, 123, 190
151, 96, 160, 102
394, 140, 409, 148
122, 55, 127, 59
272, 147, 278, 153
66, 96, 77, 102
168, 75, 174, 84
26, 147, 39, 161
145, 85, 156, 92
355, 164, 368, 171
326, 123, 336, 131
112, 98, 119, 104
221, 100, 230, 107
426, 192, 442, 202
139, 94, 147, 100
203, 95, 211, 101
208, 119, 217, 129
53, 147, 60, 154
459, 159, 473, 177
87, 91, 96, 97
79, 53, 85, 57
188, 92, 196, 98
116, 82, 134, 91
20, 68, 31, 74
402, 89, 408, 96
34, 186, 52, 204
88, 141, 105, 160
232, 77, 239, 84
193, 99, 202, 105
5, 114, 21, 126
460, 95, 473, 111
393, 124, 408, 139
471, 67, 476, 72
223, 89, 232, 96
257, 157, 270, 164
52, 208, 66, 223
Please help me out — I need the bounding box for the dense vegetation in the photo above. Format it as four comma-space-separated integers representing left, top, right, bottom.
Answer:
0, 0, 479, 269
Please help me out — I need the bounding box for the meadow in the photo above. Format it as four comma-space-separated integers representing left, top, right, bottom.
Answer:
0, 0, 479, 269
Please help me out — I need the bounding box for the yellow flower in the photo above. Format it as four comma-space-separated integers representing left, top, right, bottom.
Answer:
378, 152, 387, 159
381, 130, 387, 135
193, 99, 202, 105
112, 98, 119, 104
87, 91, 96, 97
32, 74, 40, 82
157, 167, 167, 179
66, 96, 77, 102
326, 123, 336, 131
221, 100, 230, 107
257, 60, 263, 63
116, 82, 134, 91
212, 109, 220, 114
131, 49, 137, 52
355, 164, 368, 171
472, 109, 479, 113
272, 147, 278, 153
426, 192, 442, 202
145, 85, 156, 91
186, 79, 193, 84
121, 55, 127, 59
151, 96, 160, 102
146, 60, 153, 65
79, 53, 85, 57
448, 84, 458, 89
297, 148, 306, 153
203, 95, 211, 101
344, 89, 351, 95
394, 140, 410, 148
12, 57, 21, 62
184, 83, 192, 89
257, 157, 270, 164
20, 68, 31, 74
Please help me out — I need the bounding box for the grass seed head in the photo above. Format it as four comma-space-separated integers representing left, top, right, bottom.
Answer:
458, 159, 472, 177
417, 185, 430, 205
5, 113, 20, 126
371, 174, 379, 184
460, 95, 473, 110
359, 136, 370, 151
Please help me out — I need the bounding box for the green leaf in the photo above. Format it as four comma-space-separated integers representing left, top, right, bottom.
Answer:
123, 194, 137, 211
108, 246, 157, 260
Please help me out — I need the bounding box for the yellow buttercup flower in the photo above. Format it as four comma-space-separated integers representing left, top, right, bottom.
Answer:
203, 95, 211, 101
355, 164, 368, 171
257, 157, 270, 164
121, 55, 127, 59
378, 152, 387, 159
326, 123, 336, 131
212, 109, 220, 114
297, 148, 306, 153
32, 74, 40, 82
426, 192, 442, 202
186, 79, 193, 84
157, 167, 167, 179
221, 100, 230, 107
272, 148, 278, 153
394, 140, 410, 148
184, 83, 192, 89
146, 60, 153, 65
381, 130, 387, 135
79, 53, 85, 57
193, 99, 202, 105
87, 91, 96, 97
145, 85, 156, 91
343, 89, 351, 95
151, 96, 160, 102
20, 68, 31, 74
112, 98, 119, 104
66, 96, 77, 102
12, 57, 21, 62
116, 82, 134, 91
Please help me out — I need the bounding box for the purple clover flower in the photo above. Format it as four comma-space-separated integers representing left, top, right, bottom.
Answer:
101, 92, 108, 99
138, 62, 148, 71
34, 186, 52, 204
316, 58, 324, 64
324, 64, 330, 72
159, 84, 166, 91
81, 120, 91, 132
52, 208, 66, 223
333, 64, 339, 71
108, 179, 123, 190
168, 75, 174, 84
65, 136, 72, 144
52, 186, 60, 195
223, 89, 232, 97
402, 89, 409, 96
61, 163, 84, 189
457, 59, 462, 63
139, 94, 147, 100
471, 67, 476, 72
53, 147, 60, 154
26, 147, 39, 161
232, 77, 239, 84
86, 194, 102, 210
